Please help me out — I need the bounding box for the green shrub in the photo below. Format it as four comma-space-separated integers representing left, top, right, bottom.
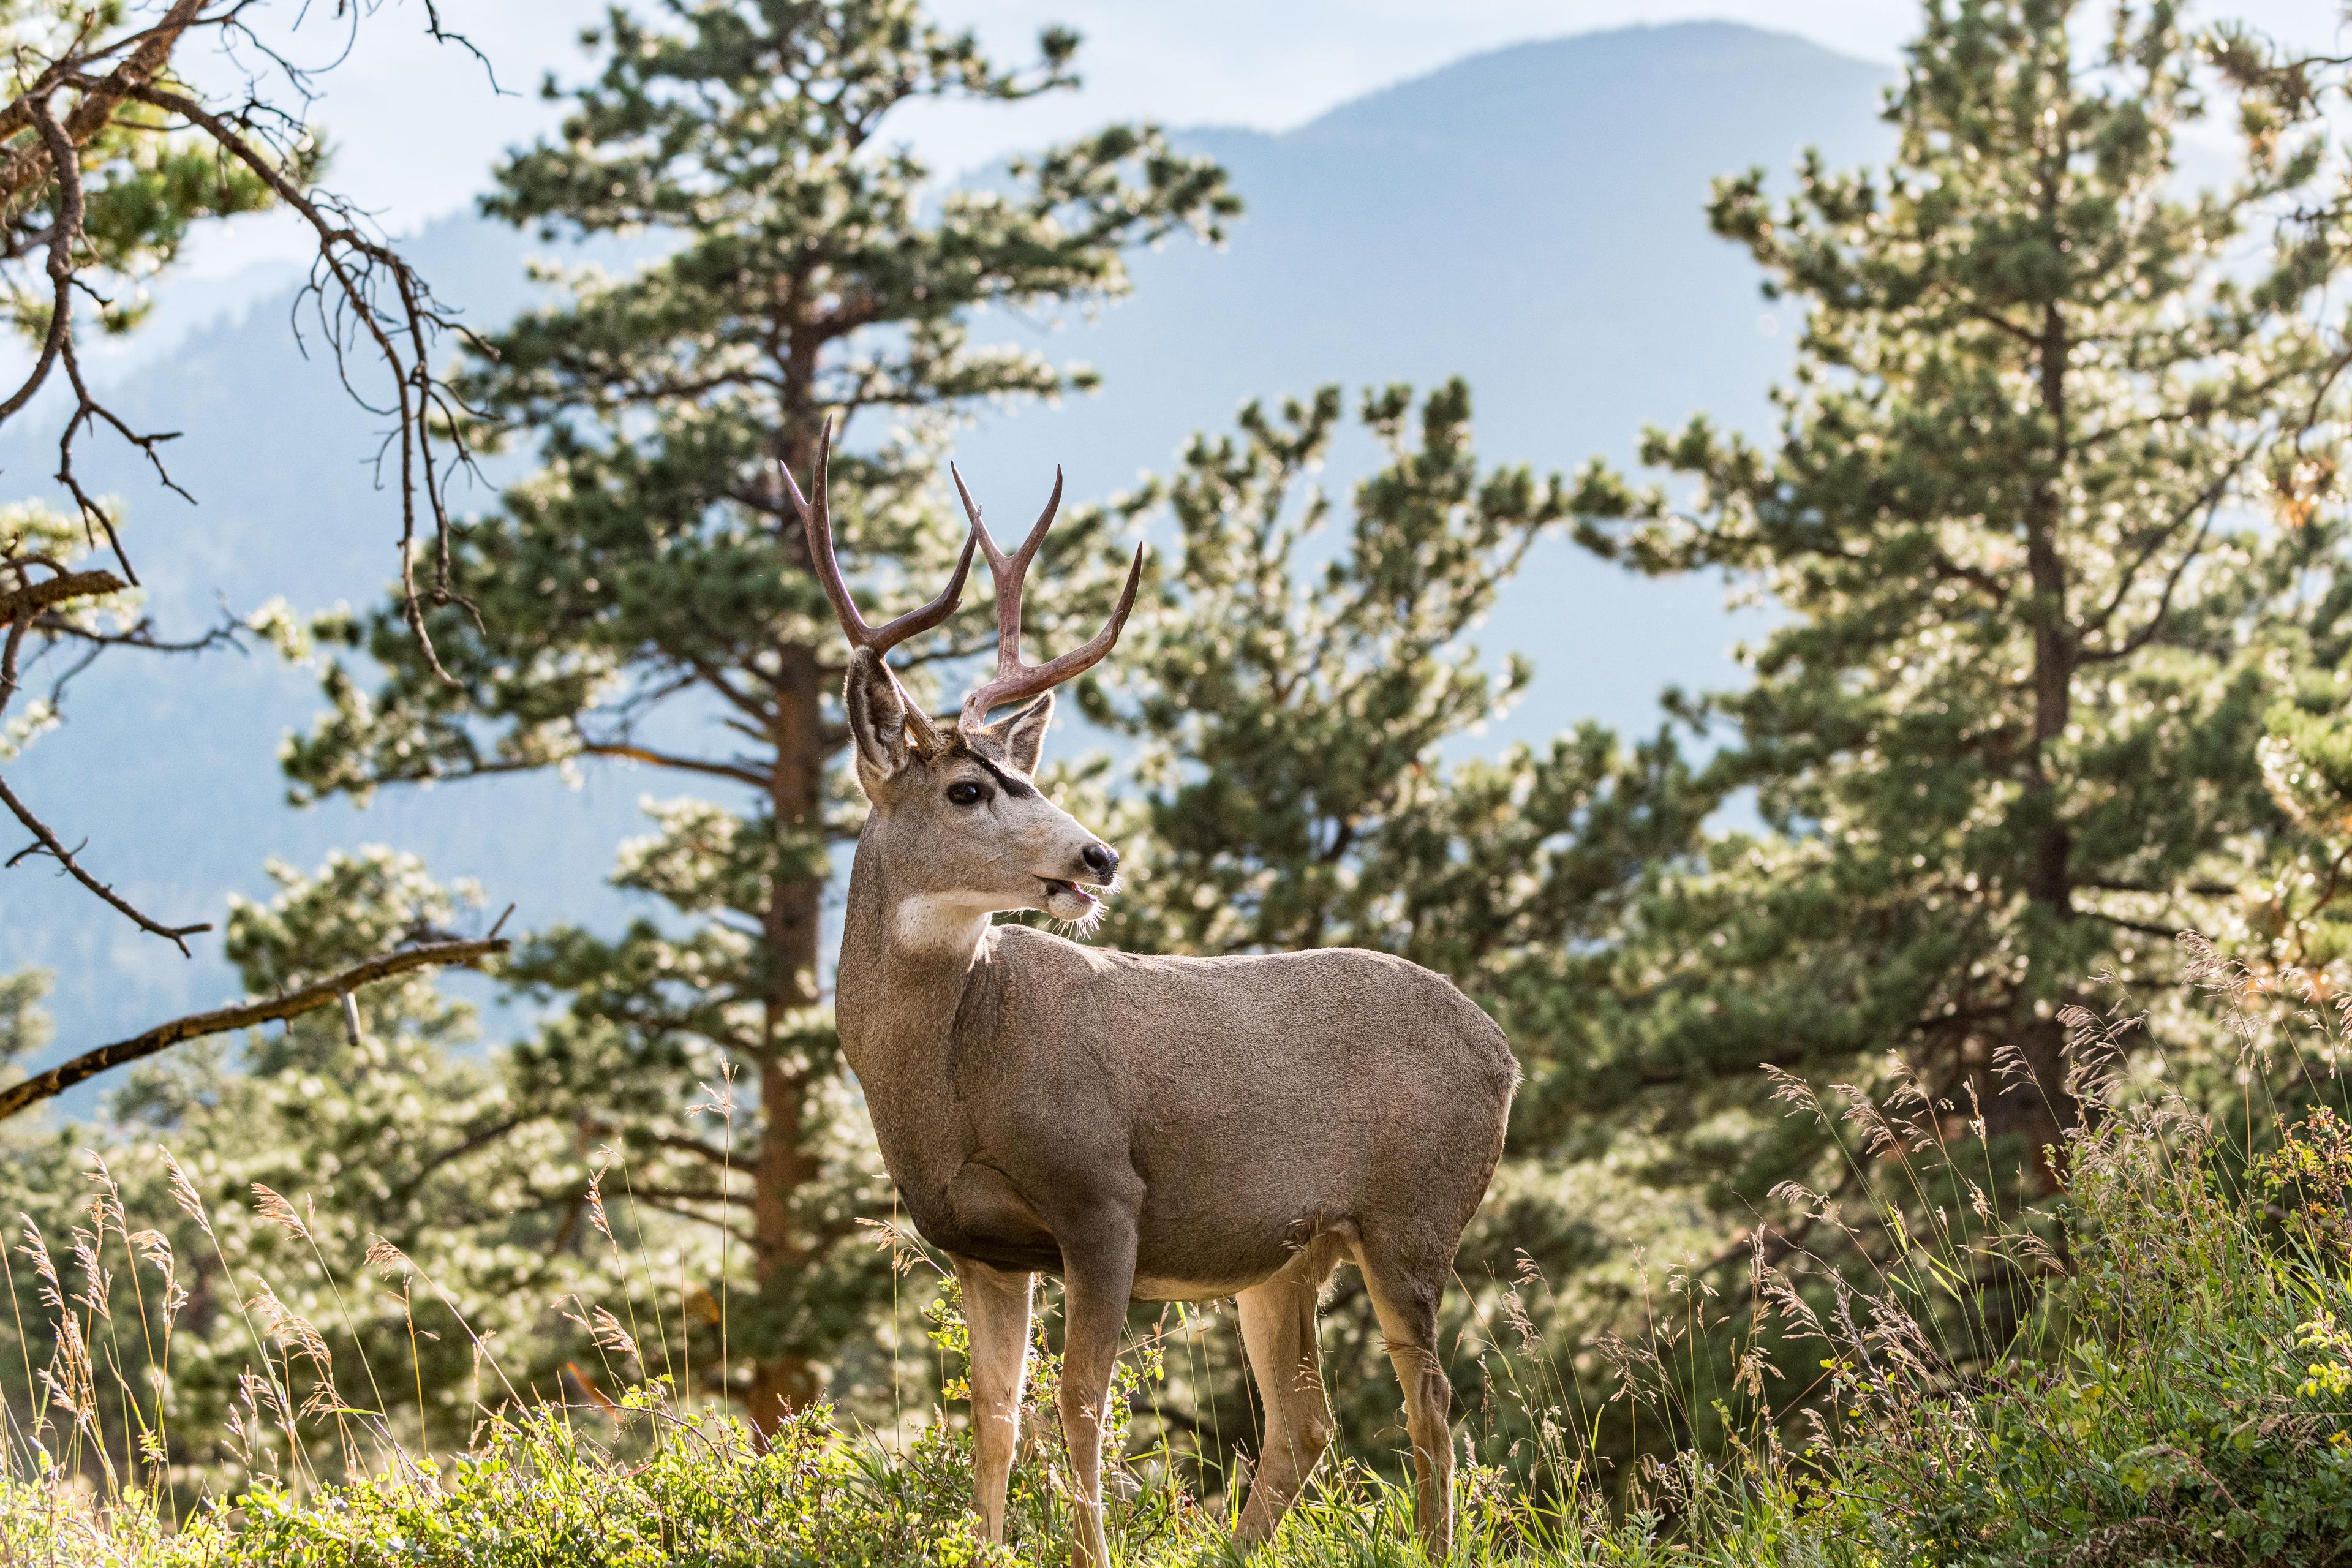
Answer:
1785, 1096, 2352, 1566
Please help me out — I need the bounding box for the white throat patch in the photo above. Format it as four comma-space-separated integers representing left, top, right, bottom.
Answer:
892, 893, 995, 954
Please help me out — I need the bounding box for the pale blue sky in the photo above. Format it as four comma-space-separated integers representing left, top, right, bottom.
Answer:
178, 0, 2350, 279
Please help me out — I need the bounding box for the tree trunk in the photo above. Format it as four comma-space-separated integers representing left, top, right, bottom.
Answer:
1984, 285, 2080, 1193
746, 1058, 823, 1431
746, 617, 829, 1433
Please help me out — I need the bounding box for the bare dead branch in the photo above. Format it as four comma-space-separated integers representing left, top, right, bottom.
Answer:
88, 74, 483, 680
0, 936, 510, 1121
0, 568, 120, 624
0, 98, 85, 439
0, 5, 490, 940
0, 556, 211, 952
0, 565, 122, 716
32, 98, 164, 584
0, 770, 212, 952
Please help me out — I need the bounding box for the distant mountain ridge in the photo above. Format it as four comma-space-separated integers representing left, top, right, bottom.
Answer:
2, 22, 1889, 1076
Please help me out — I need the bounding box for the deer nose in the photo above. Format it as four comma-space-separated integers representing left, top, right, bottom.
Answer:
1079, 842, 1118, 881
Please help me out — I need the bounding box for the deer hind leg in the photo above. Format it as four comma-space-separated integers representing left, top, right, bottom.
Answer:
1233, 1237, 1341, 1548
1356, 1239, 1455, 1561
1055, 1225, 1139, 1568
956, 1256, 1035, 1544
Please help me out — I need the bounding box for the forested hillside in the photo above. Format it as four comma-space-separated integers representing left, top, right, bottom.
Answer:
0, 21, 1887, 1059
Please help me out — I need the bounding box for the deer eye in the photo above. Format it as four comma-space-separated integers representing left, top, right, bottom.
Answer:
946, 780, 987, 807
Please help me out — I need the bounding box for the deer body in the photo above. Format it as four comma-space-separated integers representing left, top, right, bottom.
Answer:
838, 901, 1514, 1293
791, 432, 1515, 1564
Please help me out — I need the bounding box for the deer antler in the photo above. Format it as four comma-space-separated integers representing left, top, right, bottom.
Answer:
784, 420, 976, 660
951, 463, 1144, 728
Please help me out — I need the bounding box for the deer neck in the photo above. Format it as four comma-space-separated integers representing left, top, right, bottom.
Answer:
835, 831, 995, 1185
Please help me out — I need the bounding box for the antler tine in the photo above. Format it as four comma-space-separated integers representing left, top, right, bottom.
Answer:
786, 420, 975, 658
952, 461, 1061, 646
951, 462, 1144, 728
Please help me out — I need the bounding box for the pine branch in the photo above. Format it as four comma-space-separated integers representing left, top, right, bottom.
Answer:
0, 0, 207, 211
578, 741, 773, 790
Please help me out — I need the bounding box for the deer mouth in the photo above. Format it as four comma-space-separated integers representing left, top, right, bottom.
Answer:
1038, 877, 1102, 918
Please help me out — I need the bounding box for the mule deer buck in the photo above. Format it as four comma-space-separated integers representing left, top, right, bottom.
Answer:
789, 428, 1517, 1564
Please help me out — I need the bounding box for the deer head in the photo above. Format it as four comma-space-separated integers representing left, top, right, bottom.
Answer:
786, 426, 1142, 940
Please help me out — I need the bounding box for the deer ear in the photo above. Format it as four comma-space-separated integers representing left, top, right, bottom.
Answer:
845, 650, 916, 788
993, 691, 1055, 775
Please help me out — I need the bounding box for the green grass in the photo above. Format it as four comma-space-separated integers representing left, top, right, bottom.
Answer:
7, 997, 2352, 1565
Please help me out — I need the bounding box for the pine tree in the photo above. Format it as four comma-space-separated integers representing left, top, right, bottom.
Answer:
1076, 380, 1707, 1477
282, 0, 1234, 1428
1563, 0, 2352, 1226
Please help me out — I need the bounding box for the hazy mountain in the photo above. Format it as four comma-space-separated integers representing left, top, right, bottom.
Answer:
1, 22, 1888, 1076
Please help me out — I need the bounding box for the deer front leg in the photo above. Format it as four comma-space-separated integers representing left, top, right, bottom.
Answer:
956, 1255, 1034, 1544
1055, 1225, 1138, 1568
